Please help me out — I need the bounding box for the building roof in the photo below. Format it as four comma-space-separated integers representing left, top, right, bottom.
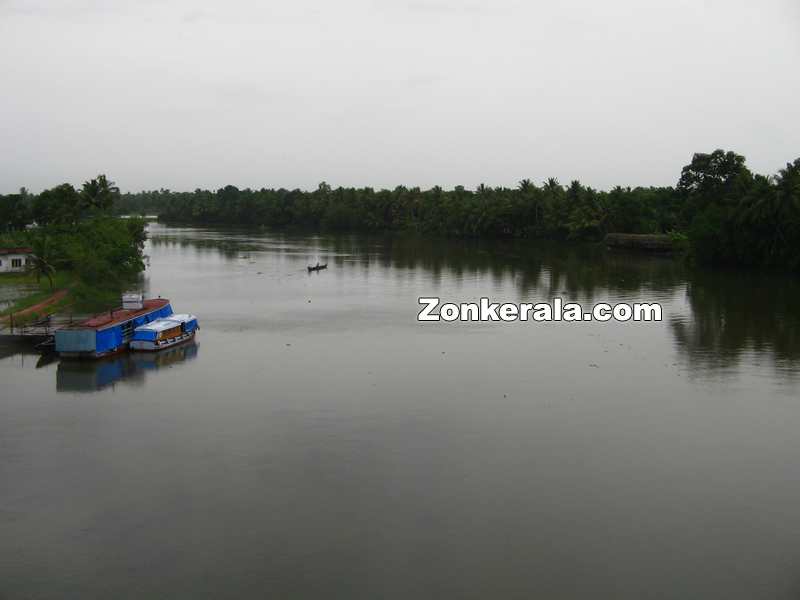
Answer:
0, 247, 33, 255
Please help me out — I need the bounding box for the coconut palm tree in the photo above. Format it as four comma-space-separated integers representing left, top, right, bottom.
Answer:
28, 237, 57, 290
544, 177, 560, 192
81, 174, 120, 212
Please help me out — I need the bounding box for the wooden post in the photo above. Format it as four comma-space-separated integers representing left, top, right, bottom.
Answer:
9, 312, 13, 333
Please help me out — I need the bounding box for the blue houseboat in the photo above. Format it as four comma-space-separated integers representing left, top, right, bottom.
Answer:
55, 296, 173, 359
129, 314, 199, 352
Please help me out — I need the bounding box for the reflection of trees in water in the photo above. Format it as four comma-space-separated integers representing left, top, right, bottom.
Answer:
148, 226, 687, 301
56, 342, 199, 393
315, 234, 688, 303
147, 225, 800, 376
148, 233, 265, 259
671, 269, 800, 375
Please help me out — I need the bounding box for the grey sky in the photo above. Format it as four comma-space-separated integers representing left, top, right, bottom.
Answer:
1, 0, 798, 193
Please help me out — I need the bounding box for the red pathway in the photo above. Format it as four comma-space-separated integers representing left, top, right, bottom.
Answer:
1, 289, 68, 323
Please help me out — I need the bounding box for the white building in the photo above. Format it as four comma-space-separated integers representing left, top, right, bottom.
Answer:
0, 247, 33, 273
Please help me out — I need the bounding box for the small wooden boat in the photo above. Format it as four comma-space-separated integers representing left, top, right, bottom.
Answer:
129, 314, 199, 352
307, 263, 327, 272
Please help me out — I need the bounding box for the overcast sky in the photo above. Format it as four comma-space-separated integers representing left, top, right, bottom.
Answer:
1, 0, 798, 193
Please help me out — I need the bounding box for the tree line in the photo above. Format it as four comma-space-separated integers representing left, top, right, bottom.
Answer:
0, 175, 146, 303
2, 150, 799, 271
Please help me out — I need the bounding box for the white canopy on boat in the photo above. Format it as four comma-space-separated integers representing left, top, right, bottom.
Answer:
134, 318, 185, 333
132, 315, 199, 344
169, 314, 197, 323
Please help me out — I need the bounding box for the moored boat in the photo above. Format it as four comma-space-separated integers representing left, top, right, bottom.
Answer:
129, 314, 199, 352
55, 296, 173, 359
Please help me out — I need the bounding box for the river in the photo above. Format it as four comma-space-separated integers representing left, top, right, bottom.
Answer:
1, 223, 799, 599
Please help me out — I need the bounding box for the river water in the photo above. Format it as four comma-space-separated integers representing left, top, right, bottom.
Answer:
1, 223, 799, 599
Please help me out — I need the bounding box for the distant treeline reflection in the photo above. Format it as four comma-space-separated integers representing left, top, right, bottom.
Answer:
150, 228, 800, 375
149, 231, 686, 300
671, 271, 800, 377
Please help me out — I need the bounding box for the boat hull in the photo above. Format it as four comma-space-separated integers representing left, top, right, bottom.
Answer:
59, 345, 129, 360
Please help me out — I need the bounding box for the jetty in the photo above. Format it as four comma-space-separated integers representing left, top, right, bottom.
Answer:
0, 313, 73, 346
0, 289, 70, 343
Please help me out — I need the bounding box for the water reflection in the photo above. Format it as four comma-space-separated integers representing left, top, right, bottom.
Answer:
148, 229, 267, 258
150, 228, 687, 299
671, 269, 800, 378
147, 224, 800, 378
0, 343, 42, 363
5, 225, 800, 600
56, 342, 199, 393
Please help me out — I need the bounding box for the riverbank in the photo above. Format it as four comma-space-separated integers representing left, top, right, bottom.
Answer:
0, 267, 151, 328
1, 289, 69, 322
1, 189, 148, 317
0, 272, 74, 326
604, 233, 679, 252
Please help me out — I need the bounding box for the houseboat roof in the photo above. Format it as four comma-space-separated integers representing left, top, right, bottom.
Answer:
134, 314, 197, 333
169, 314, 197, 323
79, 298, 171, 330
0, 247, 33, 255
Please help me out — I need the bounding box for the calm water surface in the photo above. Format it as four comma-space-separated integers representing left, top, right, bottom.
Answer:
1, 223, 799, 599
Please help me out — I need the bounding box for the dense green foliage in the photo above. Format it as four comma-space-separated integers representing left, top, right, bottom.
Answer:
121, 151, 798, 270
3, 151, 799, 271
679, 153, 800, 269
0, 175, 146, 298
125, 179, 683, 241
0, 188, 31, 231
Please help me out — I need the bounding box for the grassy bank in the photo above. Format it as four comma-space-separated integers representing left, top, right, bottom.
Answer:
0, 269, 143, 324
0, 272, 41, 286
0, 271, 75, 323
